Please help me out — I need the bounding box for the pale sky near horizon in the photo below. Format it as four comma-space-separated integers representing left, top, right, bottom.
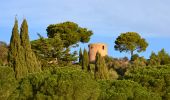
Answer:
0, 0, 170, 58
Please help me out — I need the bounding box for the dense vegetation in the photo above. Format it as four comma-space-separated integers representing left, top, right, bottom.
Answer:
0, 19, 170, 100
1, 65, 170, 100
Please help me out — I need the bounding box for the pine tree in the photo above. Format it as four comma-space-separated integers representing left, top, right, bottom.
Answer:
95, 52, 108, 79
8, 19, 28, 79
79, 48, 83, 64
82, 49, 89, 70
20, 19, 41, 72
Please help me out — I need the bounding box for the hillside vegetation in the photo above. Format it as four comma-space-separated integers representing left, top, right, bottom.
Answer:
0, 19, 170, 100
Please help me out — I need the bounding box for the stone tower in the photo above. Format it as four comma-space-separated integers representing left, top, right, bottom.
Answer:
88, 43, 108, 62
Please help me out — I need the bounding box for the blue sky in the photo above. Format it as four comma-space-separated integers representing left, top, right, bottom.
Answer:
0, 0, 170, 59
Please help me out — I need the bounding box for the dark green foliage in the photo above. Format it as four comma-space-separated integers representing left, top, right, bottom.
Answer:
31, 34, 78, 67
164, 74, 170, 100
31, 34, 64, 67
148, 49, 170, 66
131, 56, 147, 67
1, 64, 170, 100
60, 48, 78, 65
98, 80, 161, 100
32, 21, 92, 66
8, 19, 28, 79
131, 54, 139, 61
46, 21, 93, 48
79, 48, 83, 64
20, 19, 41, 73
82, 49, 89, 70
125, 65, 170, 98
0, 66, 17, 100
131, 54, 147, 67
8, 19, 42, 79
158, 49, 170, 65
104, 56, 129, 78
114, 32, 148, 58
104, 56, 129, 70
0, 41, 8, 65
95, 52, 109, 79
148, 51, 160, 66
9, 67, 100, 100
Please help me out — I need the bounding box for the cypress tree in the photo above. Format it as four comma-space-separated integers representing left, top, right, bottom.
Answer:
79, 48, 83, 64
20, 19, 41, 72
95, 52, 100, 79
100, 56, 109, 79
82, 49, 89, 70
95, 52, 108, 79
8, 19, 28, 79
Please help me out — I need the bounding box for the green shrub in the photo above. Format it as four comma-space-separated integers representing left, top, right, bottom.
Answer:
98, 80, 161, 100
0, 66, 17, 100
9, 67, 100, 100
125, 65, 170, 98
108, 68, 119, 80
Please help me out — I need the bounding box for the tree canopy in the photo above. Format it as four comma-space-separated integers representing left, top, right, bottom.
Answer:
31, 21, 93, 66
31, 34, 64, 67
114, 32, 148, 58
46, 21, 93, 48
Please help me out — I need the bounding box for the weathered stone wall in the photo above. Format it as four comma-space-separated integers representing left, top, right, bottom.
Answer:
88, 43, 108, 62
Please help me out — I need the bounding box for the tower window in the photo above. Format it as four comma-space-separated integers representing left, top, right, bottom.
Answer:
102, 46, 104, 50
